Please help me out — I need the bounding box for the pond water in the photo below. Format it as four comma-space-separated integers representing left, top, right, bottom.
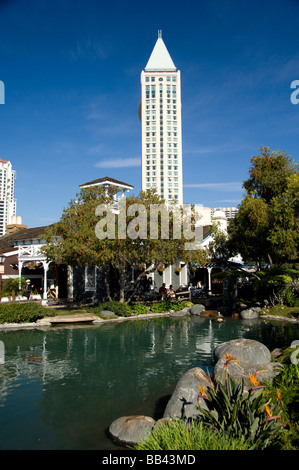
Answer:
0, 316, 298, 450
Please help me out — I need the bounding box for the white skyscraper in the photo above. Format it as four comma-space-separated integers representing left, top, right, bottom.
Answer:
139, 32, 183, 206
0, 159, 17, 236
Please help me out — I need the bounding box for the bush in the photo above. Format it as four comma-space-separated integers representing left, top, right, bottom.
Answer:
130, 304, 148, 315
91, 301, 132, 317
1, 278, 26, 299
134, 419, 253, 450
150, 300, 191, 313
197, 372, 283, 449
253, 268, 299, 305
0, 302, 51, 323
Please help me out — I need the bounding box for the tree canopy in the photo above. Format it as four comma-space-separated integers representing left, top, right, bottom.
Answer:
43, 186, 208, 301
228, 147, 298, 267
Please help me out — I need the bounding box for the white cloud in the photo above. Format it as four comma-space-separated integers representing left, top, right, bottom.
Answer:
95, 158, 140, 168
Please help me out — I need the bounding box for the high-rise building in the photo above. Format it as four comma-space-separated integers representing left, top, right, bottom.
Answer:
139, 31, 183, 206
0, 159, 17, 236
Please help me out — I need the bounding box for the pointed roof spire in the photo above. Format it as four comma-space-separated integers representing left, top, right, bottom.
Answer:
145, 32, 177, 72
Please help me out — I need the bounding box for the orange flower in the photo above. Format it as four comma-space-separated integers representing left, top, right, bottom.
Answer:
197, 385, 208, 402
224, 353, 240, 368
249, 373, 260, 387
265, 403, 280, 423
265, 404, 272, 417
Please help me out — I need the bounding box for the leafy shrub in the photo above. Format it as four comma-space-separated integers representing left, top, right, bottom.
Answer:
130, 304, 148, 315
150, 300, 191, 313
91, 301, 132, 317
1, 278, 26, 299
0, 302, 51, 323
197, 373, 283, 449
135, 419, 252, 450
253, 268, 299, 305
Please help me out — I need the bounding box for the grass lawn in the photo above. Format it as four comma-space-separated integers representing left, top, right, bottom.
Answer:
260, 304, 299, 320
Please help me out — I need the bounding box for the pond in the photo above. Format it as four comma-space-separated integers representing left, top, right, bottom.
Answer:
0, 316, 298, 450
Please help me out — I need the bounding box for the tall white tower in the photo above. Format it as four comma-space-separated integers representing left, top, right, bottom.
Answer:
139, 32, 183, 206
0, 159, 17, 236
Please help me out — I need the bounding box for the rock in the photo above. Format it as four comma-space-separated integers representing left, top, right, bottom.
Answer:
213, 338, 279, 390
214, 338, 271, 364
169, 308, 190, 317
109, 415, 156, 446
271, 348, 284, 360
206, 310, 219, 318
240, 308, 260, 319
100, 310, 117, 318
189, 304, 205, 315
163, 367, 212, 420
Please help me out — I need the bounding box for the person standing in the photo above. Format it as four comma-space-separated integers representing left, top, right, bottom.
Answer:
24, 280, 32, 300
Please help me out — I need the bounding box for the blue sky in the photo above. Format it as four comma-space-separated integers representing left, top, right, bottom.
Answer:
0, 0, 299, 228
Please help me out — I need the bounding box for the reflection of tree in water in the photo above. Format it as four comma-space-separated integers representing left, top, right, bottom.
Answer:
0, 318, 298, 449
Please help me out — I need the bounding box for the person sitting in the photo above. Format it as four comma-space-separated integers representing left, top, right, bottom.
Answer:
167, 285, 175, 299
159, 283, 167, 298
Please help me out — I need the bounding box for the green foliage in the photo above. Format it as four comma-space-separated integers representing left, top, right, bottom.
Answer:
228, 146, 299, 266
253, 268, 299, 305
264, 361, 299, 449
1, 277, 26, 298
0, 302, 52, 323
197, 373, 283, 449
43, 186, 209, 302
91, 301, 132, 317
134, 419, 253, 451
149, 300, 191, 313
130, 304, 149, 315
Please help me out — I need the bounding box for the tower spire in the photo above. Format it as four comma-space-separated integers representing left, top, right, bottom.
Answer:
158, 29, 162, 38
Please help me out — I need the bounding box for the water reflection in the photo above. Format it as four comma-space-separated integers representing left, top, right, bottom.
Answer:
0, 317, 298, 450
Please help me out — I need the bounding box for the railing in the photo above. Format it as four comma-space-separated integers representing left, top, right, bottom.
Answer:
18, 244, 46, 260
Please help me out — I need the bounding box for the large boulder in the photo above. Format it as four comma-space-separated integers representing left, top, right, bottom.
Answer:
189, 304, 205, 315
169, 307, 190, 317
109, 415, 156, 446
213, 338, 282, 390
240, 308, 260, 320
163, 367, 212, 420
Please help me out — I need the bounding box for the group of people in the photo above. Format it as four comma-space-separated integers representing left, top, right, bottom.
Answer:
158, 283, 176, 299
158, 281, 206, 300
23, 279, 57, 301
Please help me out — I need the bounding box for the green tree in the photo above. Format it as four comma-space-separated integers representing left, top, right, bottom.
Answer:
43, 186, 208, 302
228, 147, 299, 267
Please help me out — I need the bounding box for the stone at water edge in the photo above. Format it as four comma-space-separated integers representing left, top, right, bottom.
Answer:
189, 304, 205, 315
163, 367, 212, 420
109, 415, 156, 446
240, 308, 260, 320
213, 338, 271, 364
213, 338, 283, 390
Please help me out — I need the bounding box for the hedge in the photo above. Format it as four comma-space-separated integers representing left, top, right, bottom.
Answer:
0, 302, 52, 324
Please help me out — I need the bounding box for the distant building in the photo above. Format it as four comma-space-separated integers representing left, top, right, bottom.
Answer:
211, 207, 238, 219
0, 159, 17, 236
139, 31, 183, 206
